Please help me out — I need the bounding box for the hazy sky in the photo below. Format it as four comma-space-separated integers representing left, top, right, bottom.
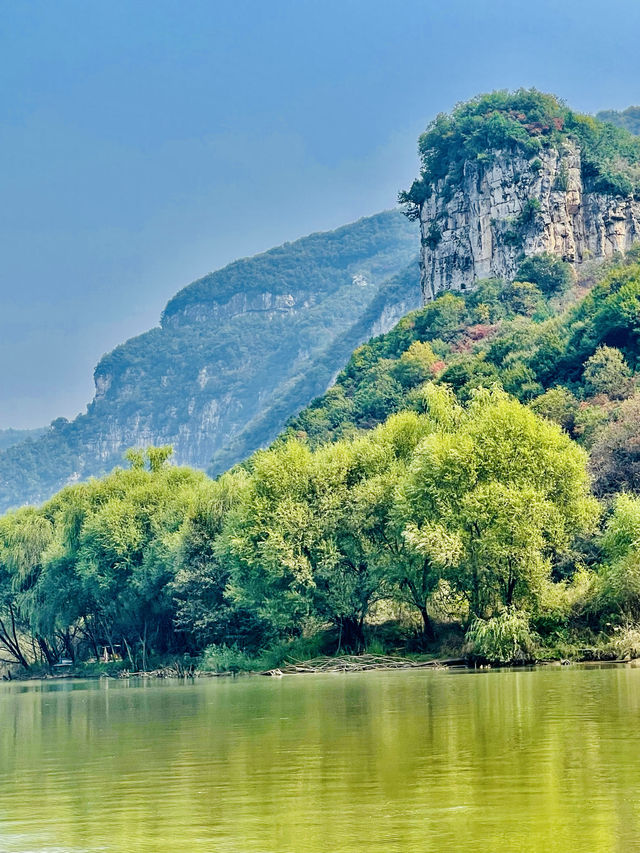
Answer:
2, 0, 640, 428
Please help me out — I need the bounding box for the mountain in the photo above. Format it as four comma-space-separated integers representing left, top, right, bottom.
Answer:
0, 211, 419, 511
5, 90, 640, 514
288, 91, 640, 460
5, 90, 640, 673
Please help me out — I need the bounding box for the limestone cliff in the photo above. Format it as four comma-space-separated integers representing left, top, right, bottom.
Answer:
419, 141, 640, 301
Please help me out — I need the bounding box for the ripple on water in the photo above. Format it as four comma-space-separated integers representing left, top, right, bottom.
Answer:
1, 668, 640, 852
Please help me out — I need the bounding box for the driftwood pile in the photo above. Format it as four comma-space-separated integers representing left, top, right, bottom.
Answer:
261, 654, 465, 676
119, 661, 196, 679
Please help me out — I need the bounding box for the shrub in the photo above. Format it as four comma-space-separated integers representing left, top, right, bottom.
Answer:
200, 645, 259, 673
515, 253, 572, 294
597, 495, 640, 619
200, 634, 329, 673
554, 163, 569, 191
501, 280, 543, 316
529, 386, 579, 432
465, 609, 536, 664
519, 197, 542, 227
582, 345, 633, 399
590, 394, 640, 494
610, 624, 640, 660
423, 221, 442, 250
573, 404, 610, 448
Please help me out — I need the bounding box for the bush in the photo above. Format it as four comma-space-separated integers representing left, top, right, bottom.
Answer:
529, 386, 579, 432
515, 253, 572, 295
582, 345, 633, 399
424, 221, 442, 250
590, 394, 640, 494
200, 634, 329, 673
610, 624, 640, 660
519, 197, 542, 227
200, 645, 260, 673
501, 280, 543, 316
465, 609, 536, 664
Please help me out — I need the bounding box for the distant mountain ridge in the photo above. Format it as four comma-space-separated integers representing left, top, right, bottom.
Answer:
596, 106, 640, 136
0, 211, 419, 511
0, 428, 46, 453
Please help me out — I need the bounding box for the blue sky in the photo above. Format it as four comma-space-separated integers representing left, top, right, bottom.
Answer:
2, 0, 640, 427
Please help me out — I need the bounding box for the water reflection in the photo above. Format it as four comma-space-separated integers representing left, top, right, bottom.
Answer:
0, 668, 639, 852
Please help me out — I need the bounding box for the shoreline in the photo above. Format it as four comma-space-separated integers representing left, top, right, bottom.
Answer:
4, 653, 639, 684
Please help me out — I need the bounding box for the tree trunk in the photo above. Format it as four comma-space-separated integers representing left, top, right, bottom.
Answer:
0, 617, 30, 669
60, 629, 75, 662
37, 636, 55, 666
336, 616, 365, 653
83, 618, 100, 661
418, 605, 436, 642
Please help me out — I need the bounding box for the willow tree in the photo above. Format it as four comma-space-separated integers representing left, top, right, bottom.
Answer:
402, 387, 599, 619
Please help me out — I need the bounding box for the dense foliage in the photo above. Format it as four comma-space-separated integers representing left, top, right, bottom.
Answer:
0, 387, 601, 671
287, 251, 640, 460
401, 90, 640, 215
0, 212, 419, 513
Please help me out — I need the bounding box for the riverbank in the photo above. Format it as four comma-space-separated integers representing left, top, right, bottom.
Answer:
5, 650, 640, 683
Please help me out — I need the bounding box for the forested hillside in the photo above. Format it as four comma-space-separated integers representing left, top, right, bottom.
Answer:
286, 251, 635, 475
0, 211, 419, 512
0, 428, 45, 453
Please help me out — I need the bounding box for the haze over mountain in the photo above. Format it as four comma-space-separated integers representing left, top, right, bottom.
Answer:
0, 211, 419, 511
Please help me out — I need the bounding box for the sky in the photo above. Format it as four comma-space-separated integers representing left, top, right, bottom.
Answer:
2, 0, 640, 428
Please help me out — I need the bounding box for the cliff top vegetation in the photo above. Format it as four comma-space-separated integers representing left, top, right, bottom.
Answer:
401, 89, 640, 216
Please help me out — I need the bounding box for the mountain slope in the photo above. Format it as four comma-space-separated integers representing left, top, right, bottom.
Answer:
0, 211, 419, 511
286, 249, 640, 471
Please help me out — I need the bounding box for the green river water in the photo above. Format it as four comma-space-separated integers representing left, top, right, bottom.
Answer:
1, 667, 639, 852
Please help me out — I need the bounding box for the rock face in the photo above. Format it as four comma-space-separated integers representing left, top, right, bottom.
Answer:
419, 141, 640, 301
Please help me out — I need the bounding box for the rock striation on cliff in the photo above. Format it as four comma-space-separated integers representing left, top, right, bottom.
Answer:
419, 142, 640, 301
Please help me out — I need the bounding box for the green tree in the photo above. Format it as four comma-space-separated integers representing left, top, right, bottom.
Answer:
529, 386, 580, 432
597, 494, 640, 621
589, 394, 640, 495
401, 387, 598, 619
582, 345, 633, 399
515, 253, 572, 295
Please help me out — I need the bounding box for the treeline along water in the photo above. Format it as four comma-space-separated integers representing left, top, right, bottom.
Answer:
1, 667, 640, 852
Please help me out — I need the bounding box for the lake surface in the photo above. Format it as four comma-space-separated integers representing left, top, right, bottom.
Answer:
1, 667, 640, 852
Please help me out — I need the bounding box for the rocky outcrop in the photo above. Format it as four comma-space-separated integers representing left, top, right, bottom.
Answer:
419, 141, 640, 301
162, 290, 301, 329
